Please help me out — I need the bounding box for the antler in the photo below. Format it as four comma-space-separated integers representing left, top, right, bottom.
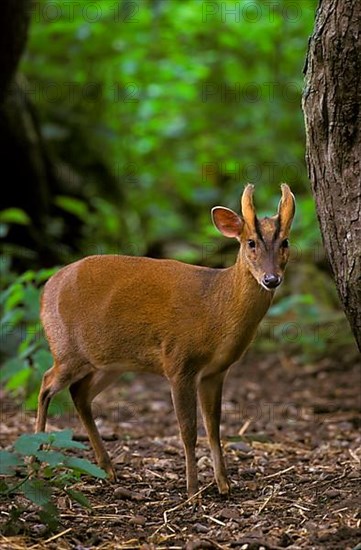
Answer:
241, 184, 257, 230
278, 184, 296, 234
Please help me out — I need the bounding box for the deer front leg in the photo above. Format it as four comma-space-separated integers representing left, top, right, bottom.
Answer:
198, 372, 230, 495
170, 373, 198, 497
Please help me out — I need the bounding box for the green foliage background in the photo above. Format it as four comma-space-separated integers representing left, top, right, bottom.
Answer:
1, 0, 354, 407
20, 0, 319, 254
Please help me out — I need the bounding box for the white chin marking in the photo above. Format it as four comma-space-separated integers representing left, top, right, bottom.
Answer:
260, 282, 274, 292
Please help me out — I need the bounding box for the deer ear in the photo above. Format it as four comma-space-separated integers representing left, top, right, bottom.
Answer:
211, 206, 243, 239
278, 183, 295, 234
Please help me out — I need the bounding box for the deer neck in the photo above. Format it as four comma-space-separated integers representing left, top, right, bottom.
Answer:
215, 251, 274, 330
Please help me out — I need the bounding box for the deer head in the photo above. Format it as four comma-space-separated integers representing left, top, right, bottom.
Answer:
212, 184, 296, 291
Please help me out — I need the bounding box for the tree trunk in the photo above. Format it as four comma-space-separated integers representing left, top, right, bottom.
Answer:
0, 0, 31, 103
302, 0, 361, 351
0, 0, 83, 268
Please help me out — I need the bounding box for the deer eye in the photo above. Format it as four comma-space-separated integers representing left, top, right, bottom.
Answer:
247, 239, 256, 249
281, 238, 289, 248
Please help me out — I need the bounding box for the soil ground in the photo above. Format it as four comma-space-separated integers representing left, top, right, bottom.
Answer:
1, 348, 360, 549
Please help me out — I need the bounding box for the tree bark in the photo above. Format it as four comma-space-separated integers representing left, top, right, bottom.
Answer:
0, 0, 83, 268
0, 0, 31, 103
302, 0, 361, 351
0, 0, 59, 267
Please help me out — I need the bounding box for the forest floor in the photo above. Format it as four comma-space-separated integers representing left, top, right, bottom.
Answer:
0, 347, 360, 550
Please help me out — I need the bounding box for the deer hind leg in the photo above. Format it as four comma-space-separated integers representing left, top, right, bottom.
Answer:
198, 372, 230, 495
70, 370, 117, 480
35, 361, 93, 433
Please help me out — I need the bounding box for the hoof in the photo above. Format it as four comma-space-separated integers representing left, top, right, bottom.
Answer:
187, 485, 200, 499
217, 479, 231, 496
108, 469, 117, 482
101, 463, 117, 482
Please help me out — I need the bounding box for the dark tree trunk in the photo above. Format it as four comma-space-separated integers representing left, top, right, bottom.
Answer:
0, 0, 123, 270
302, 0, 361, 351
0, 0, 81, 268
0, 0, 31, 103
0, 0, 59, 267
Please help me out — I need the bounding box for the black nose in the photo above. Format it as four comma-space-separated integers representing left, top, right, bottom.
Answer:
262, 274, 281, 289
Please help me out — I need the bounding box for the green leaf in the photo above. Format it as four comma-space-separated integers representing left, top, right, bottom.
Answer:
22, 479, 52, 506
0, 479, 9, 492
5, 366, 31, 392
14, 433, 50, 455
42, 465, 54, 479
48, 429, 87, 450
39, 502, 59, 530
48, 390, 73, 416
3, 283, 24, 312
24, 391, 40, 411
34, 450, 66, 467
0, 358, 28, 384
55, 196, 89, 220
63, 457, 107, 479
66, 488, 91, 508
0, 208, 30, 225
0, 309, 24, 334
18, 339, 40, 360
35, 267, 58, 283
18, 270, 36, 283
0, 451, 23, 474
23, 285, 41, 321
32, 348, 53, 372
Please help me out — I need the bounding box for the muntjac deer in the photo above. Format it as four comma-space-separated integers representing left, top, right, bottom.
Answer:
36, 184, 295, 497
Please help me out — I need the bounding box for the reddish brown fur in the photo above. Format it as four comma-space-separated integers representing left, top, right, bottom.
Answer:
36, 184, 295, 497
